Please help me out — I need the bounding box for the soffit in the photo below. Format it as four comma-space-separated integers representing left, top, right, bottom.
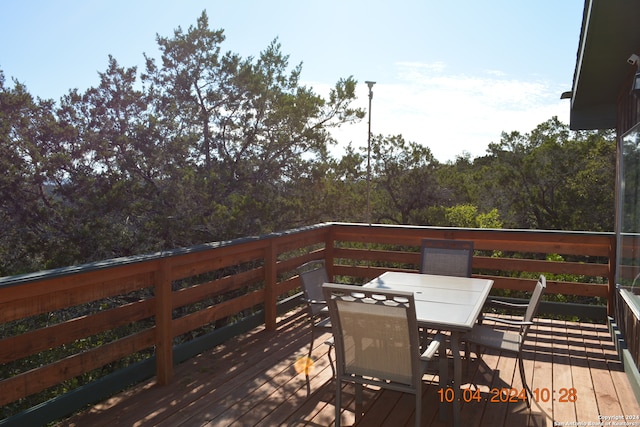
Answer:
569, 0, 640, 130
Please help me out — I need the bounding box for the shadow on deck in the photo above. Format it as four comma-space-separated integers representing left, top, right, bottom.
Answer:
56, 307, 640, 427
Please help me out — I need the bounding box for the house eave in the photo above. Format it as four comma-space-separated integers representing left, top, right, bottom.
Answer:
569, 0, 640, 130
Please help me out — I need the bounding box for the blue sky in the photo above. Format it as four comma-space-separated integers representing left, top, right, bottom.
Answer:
0, 0, 585, 162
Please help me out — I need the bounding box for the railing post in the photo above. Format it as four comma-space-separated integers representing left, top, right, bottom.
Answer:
608, 235, 617, 316
155, 258, 173, 385
264, 240, 277, 331
325, 225, 335, 279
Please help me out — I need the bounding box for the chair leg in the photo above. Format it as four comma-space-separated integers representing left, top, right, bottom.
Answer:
439, 346, 448, 387
415, 388, 422, 427
464, 341, 470, 376
518, 355, 530, 408
355, 382, 363, 423
438, 344, 449, 422
305, 327, 316, 396
308, 326, 316, 360
465, 343, 485, 383
335, 378, 342, 427
327, 344, 335, 377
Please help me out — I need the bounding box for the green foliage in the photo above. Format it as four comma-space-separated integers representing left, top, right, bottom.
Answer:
367, 134, 442, 224
0, 15, 615, 278
0, 11, 364, 274
442, 204, 503, 228
466, 117, 615, 230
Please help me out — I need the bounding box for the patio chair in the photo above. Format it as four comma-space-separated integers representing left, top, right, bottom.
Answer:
297, 260, 335, 379
419, 238, 475, 341
322, 283, 444, 427
463, 275, 546, 407
419, 238, 474, 277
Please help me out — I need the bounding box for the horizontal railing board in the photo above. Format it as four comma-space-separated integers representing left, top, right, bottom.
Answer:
0, 223, 333, 289
0, 298, 154, 363
276, 249, 326, 275
333, 247, 418, 264
474, 256, 609, 276
488, 297, 606, 321
0, 356, 157, 427
333, 236, 612, 258
273, 228, 327, 255
274, 276, 303, 299
331, 223, 613, 245
0, 254, 163, 289
171, 267, 265, 310
169, 246, 266, 281
0, 272, 155, 323
332, 264, 609, 298
172, 290, 265, 338
485, 276, 609, 298
0, 329, 156, 407
332, 248, 609, 277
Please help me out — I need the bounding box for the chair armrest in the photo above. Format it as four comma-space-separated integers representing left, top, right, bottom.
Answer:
421, 332, 444, 360
316, 317, 332, 328
482, 315, 534, 326
486, 299, 529, 310
302, 298, 327, 305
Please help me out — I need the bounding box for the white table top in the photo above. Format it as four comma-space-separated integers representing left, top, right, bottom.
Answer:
364, 271, 494, 332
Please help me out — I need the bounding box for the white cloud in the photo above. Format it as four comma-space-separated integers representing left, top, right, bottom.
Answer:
322, 61, 570, 162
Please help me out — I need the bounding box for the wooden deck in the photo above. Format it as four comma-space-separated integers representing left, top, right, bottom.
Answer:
56, 307, 640, 427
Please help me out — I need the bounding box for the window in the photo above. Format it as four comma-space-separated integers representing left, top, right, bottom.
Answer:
618, 123, 640, 300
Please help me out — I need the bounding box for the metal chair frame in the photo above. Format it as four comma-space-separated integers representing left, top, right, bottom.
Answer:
323, 283, 443, 427
297, 260, 335, 381
463, 275, 547, 407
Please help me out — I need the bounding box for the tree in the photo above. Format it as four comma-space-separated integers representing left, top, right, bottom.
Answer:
442, 204, 503, 228
369, 134, 442, 224
143, 10, 364, 237
0, 72, 71, 273
284, 144, 368, 226
472, 117, 615, 230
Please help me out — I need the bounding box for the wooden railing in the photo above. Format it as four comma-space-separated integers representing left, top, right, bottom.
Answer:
0, 222, 616, 424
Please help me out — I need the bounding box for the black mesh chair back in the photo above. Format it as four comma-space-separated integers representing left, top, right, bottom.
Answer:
420, 238, 474, 277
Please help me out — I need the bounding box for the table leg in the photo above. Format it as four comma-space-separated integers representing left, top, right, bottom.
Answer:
438, 340, 448, 421
451, 331, 461, 427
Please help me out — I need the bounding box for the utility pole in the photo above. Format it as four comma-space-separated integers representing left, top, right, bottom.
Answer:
365, 81, 375, 225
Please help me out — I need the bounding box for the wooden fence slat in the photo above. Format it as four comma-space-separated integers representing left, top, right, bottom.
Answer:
171, 267, 264, 310
0, 329, 156, 407
170, 247, 265, 281
0, 264, 157, 303
171, 290, 265, 338
0, 299, 154, 363
0, 272, 154, 323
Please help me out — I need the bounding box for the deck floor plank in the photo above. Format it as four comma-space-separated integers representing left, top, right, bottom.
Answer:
582, 322, 626, 418
501, 318, 530, 427
594, 322, 639, 418
551, 320, 577, 424
55, 308, 640, 427
566, 321, 600, 424
533, 319, 555, 426
463, 340, 501, 427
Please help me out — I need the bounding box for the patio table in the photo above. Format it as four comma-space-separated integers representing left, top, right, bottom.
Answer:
364, 271, 494, 427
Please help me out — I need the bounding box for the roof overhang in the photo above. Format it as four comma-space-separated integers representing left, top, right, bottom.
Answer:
569, 0, 640, 130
